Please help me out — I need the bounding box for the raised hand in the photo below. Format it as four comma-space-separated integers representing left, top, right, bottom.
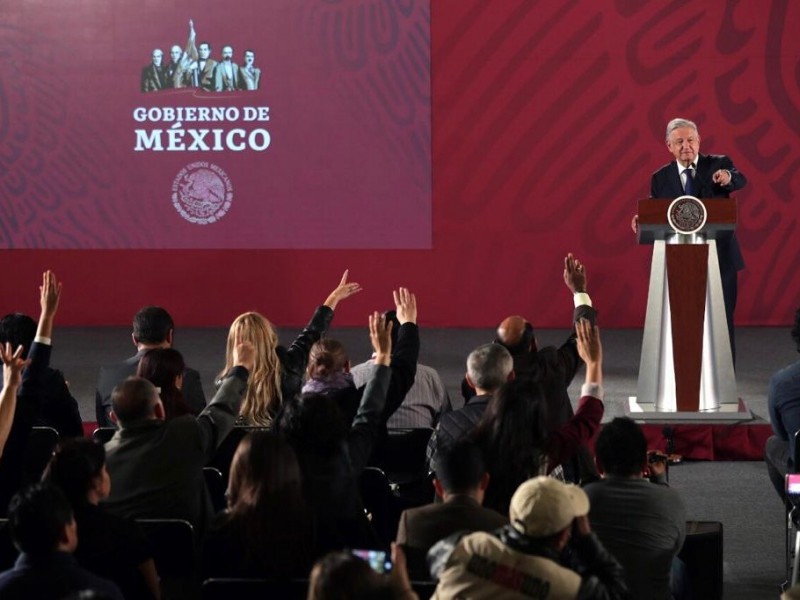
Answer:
576, 318, 602, 384
39, 270, 62, 318
232, 340, 256, 373
323, 270, 362, 310
393, 287, 417, 324
1, 343, 29, 390
37, 271, 62, 340
369, 311, 392, 366
563, 253, 587, 294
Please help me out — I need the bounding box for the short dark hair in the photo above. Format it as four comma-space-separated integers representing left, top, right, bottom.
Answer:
43, 438, 106, 508
0, 313, 36, 359
111, 377, 160, 425
434, 437, 486, 494
8, 483, 74, 556
595, 417, 647, 477
792, 307, 800, 354
132, 306, 174, 345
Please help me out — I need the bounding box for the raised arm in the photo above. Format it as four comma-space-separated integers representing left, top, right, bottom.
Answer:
348, 312, 392, 471
382, 287, 420, 421
323, 269, 362, 310
547, 319, 604, 471
196, 340, 253, 459
36, 270, 62, 341
0, 344, 29, 459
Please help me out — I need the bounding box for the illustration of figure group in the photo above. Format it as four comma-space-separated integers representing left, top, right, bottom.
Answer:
141, 19, 260, 92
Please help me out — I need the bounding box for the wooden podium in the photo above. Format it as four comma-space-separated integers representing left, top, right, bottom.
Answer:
630, 197, 746, 420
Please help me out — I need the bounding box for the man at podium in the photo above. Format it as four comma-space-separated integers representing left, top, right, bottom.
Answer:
633, 117, 747, 362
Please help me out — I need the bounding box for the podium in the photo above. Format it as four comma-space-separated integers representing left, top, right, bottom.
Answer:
628, 197, 749, 421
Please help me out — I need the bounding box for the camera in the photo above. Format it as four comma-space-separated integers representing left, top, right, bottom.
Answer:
351, 549, 393, 574
647, 451, 667, 465
786, 474, 800, 497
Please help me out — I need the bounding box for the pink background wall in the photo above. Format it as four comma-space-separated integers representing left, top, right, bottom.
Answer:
1, 0, 799, 328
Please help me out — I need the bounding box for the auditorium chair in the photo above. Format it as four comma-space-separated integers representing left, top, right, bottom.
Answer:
91, 426, 116, 444
359, 466, 394, 544
203, 466, 226, 513
208, 425, 271, 481
368, 427, 436, 507
23, 426, 59, 483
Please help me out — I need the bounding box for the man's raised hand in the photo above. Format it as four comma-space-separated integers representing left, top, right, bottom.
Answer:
393, 287, 417, 324
563, 253, 587, 294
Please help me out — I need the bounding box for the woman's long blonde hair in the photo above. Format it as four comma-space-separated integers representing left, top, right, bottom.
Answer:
220, 312, 283, 426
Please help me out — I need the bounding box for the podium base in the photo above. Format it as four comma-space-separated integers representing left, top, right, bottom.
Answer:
626, 397, 752, 423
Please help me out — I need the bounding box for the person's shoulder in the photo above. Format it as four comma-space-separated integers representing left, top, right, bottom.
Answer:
652, 160, 675, 177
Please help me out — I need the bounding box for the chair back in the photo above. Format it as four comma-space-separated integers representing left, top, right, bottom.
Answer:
369, 428, 434, 485
92, 427, 116, 444
136, 518, 196, 577
203, 466, 226, 513
359, 467, 393, 544
209, 426, 270, 481
24, 426, 59, 483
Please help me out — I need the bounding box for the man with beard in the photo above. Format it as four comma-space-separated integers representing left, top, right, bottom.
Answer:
214, 45, 239, 91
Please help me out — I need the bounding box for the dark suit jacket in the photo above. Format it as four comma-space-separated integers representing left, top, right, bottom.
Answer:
102, 368, 247, 533
396, 495, 508, 580
95, 351, 206, 427
650, 153, 746, 273
140, 64, 165, 92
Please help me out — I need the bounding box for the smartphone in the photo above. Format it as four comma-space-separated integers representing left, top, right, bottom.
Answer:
351, 549, 393, 574
786, 474, 800, 496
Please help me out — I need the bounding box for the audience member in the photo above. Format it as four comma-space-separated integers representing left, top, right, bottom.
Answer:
465, 253, 598, 483
137, 348, 194, 420
0, 271, 61, 514
275, 311, 393, 554
0, 312, 82, 437
0, 483, 123, 599
426, 343, 513, 470
463, 253, 595, 431
302, 288, 419, 425
584, 417, 686, 600
102, 340, 254, 532
351, 308, 448, 429
201, 431, 314, 579
220, 270, 361, 426
95, 305, 206, 427
308, 544, 417, 600
44, 438, 160, 599
765, 307, 800, 501
396, 437, 507, 580
429, 476, 628, 599
472, 318, 604, 514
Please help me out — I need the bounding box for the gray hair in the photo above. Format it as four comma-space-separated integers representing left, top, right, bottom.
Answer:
665, 118, 699, 143
466, 344, 513, 392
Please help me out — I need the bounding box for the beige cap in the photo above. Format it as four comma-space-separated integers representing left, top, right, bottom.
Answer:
509, 476, 590, 537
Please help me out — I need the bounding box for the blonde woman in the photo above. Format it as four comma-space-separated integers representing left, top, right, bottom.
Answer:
220, 271, 361, 426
